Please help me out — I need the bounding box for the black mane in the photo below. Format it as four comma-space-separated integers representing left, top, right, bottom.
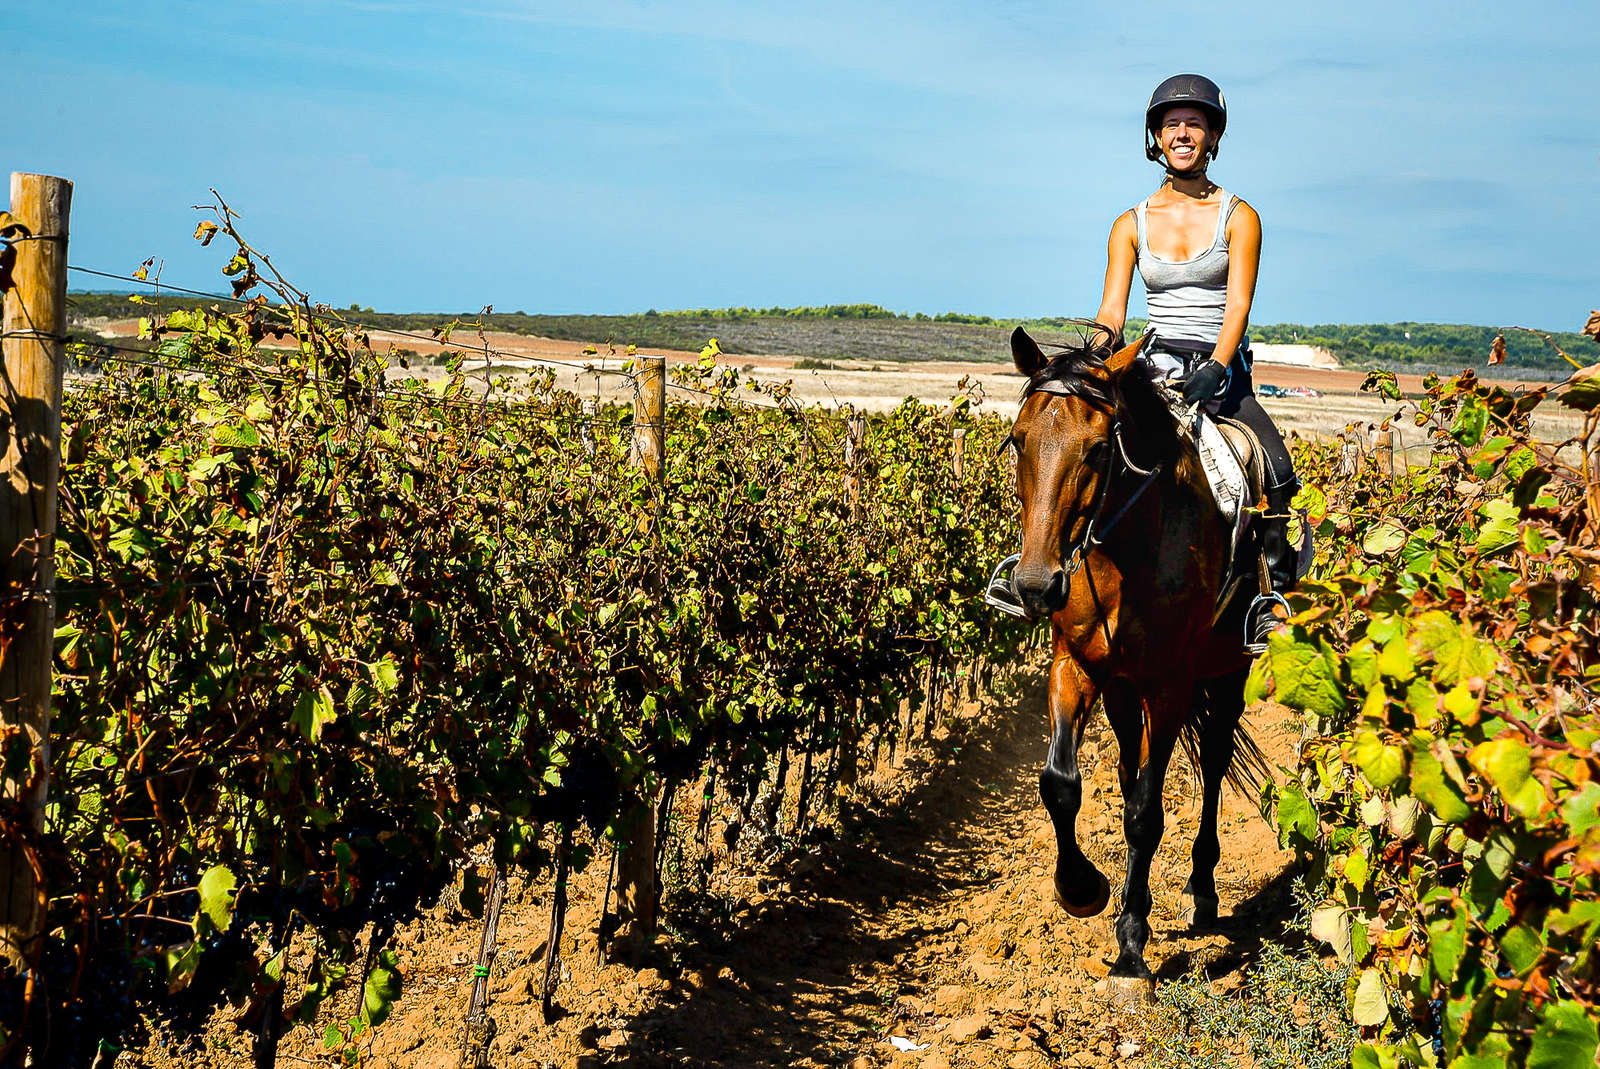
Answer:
1019, 323, 1182, 469
1020, 322, 1161, 406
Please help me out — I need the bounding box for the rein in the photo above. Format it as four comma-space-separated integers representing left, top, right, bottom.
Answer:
999, 392, 1165, 581
1059, 418, 1164, 579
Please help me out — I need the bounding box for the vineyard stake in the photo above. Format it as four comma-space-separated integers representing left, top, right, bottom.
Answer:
794, 721, 817, 834
952, 426, 967, 482
595, 844, 618, 966
0, 172, 71, 975
615, 354, 666, 952
459, 866, 508, 1068
841, 697, 859, 788
541, 825, 573, 1023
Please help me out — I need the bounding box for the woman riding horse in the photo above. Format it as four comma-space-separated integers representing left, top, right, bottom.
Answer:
1095, 73, 1299, 642
1003, 74, 1280, 991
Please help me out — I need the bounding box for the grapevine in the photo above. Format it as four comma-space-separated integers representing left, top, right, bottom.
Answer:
1258, 355, 1600, 1066
0, 203, 1033, 1060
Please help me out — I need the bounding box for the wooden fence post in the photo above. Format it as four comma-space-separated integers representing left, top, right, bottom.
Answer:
615, 355, 665, 952
1373, 425, 1394, 481
843, 415, 866, 522
630, 356, 664, 480
1, 172, 71, 973
1338, 425, 1365, 477
580, 398, 598, 458
951, 426, 966, 482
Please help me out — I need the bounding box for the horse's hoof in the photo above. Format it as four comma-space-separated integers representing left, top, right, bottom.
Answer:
1180, 891, 1220, 930
1094, 975, 1157, 1010
1053, 870, 1111, 918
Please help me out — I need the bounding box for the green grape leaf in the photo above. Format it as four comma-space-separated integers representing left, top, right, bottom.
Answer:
1558, 363, 1600, 412
1474, 497, 1520, 556
196, 864, 239, 934
1275, 782, 1318, 848
212, 422, 262, 448
1500, 922, 1544, 976
292, 685, 338, 743
1450, 397, 1488, 446
362, 949, 403, 1027
1376, 636, 1415, 682
1560, 781, 1600, 835
1428, 902, 1467, 986
1411, 743, 1470, 823
165, 940, 202, 994
1267, 631, 1346, 717
1412, 611, 1494, 686
1527, 1000, 1599, 1069
1362, 520, 1407, 557
1350, 730, 1406, 789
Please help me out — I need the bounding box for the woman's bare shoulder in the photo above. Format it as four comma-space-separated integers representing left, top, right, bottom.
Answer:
1226, 196, 1262, 239
1227, 195, 1261, 224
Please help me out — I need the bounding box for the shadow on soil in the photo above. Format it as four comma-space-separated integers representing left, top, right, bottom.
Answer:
575, 671, 1301, 1068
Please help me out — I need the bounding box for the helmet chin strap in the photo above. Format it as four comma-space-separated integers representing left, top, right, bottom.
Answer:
1164, 157, 1213, 184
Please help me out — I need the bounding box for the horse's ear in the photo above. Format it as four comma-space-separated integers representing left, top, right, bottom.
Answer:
1011, 326, 1047, 377
1104, 328, 1152, 377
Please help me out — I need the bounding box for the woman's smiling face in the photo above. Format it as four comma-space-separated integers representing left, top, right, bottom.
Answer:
1157, 106, 1212, 173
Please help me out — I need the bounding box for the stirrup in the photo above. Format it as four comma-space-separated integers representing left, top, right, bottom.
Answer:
983, 553, 1029, 618
1243, 591, 1290, 654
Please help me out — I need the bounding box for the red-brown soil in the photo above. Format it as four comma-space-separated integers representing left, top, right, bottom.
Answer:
132, 666, 1302, 1068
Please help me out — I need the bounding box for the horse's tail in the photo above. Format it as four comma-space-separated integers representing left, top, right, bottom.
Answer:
1178, 688, 1270, 797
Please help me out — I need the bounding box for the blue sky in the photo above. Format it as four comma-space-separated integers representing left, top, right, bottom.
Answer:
12, 1, 1599, 328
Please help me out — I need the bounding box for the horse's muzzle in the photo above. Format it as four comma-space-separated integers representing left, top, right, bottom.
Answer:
1013, 562, 1070, 617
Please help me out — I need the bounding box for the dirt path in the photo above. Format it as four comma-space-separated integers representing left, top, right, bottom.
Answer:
309, 669, 1302, 1069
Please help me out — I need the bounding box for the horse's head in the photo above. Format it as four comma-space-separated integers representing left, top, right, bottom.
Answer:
1006, 325, 1150, 617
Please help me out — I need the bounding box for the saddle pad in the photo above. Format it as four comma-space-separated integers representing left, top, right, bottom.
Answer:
1195, 415, 1250, 524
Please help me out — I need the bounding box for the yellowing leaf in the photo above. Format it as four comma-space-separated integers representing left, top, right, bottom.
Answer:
1352, 967, 1389, 1026
1311, 905, 1354, 963
1468, 738, 1546, 818
1361, 520, 1407, 557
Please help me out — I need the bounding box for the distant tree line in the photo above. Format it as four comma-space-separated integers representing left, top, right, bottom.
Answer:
1250, 320, 1587, 373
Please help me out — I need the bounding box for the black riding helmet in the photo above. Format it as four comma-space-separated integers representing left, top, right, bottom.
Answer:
1144, 74, 1227, 164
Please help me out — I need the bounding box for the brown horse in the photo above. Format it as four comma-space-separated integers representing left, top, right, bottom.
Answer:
1004, 324, 1265, 987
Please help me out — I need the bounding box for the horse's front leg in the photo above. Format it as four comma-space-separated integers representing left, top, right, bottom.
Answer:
1105, 681, 1184, 979
1041, 649, 1108, 917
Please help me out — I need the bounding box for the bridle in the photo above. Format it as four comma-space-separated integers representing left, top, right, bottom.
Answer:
982, 329, 1165, 621
1002, 387, 1165, 582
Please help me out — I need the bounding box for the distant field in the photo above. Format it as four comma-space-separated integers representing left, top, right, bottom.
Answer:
66, 292, 1590, 377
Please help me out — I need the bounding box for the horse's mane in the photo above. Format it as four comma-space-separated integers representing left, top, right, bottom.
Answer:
1019, 323, 1188, 472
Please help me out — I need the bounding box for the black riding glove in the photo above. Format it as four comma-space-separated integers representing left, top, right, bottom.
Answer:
1181, 359, 1228, 405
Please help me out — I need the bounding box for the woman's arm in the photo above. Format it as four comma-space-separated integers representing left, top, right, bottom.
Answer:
1094, 210, 1138, 342
1210, 200, 1262, 367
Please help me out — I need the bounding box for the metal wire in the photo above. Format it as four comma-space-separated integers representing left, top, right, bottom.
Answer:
68, 264, 636, 377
